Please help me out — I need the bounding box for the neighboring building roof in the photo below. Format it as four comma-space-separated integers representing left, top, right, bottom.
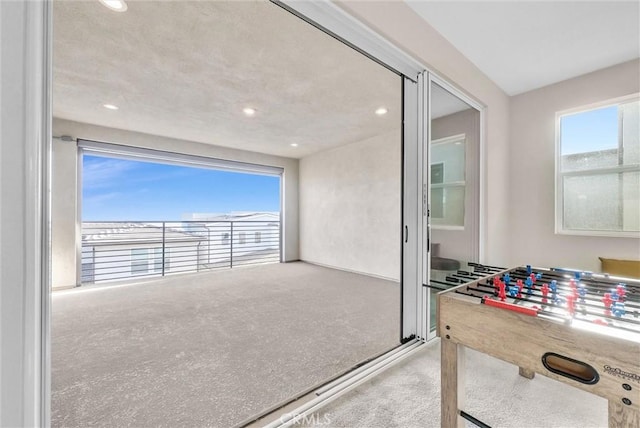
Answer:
183, 211, 280, 222
83, 223, 206, 246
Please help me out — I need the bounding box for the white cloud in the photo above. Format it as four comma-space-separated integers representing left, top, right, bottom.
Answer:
83, 192, 122, 206
83, 158, 137, 190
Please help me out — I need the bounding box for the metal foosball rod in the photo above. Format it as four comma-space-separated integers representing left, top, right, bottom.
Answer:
508, 268, 640, 300
461, 285, 640, 335
469, 281, 640, 315
507, 269, 640, 297
476, 271, 640, 310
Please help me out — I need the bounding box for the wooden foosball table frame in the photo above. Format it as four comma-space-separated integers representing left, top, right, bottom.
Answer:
437, 266, 640, 428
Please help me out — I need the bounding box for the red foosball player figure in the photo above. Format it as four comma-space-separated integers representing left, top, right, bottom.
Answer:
498, 282, 507, 302
603, 292, 613, 317
566, 295, 576, 317
516, 279, 523, 298
617, 284, 627, 301
541, 283, 550, 304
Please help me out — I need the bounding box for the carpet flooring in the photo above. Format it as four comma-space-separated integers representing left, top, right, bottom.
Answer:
302, 339, 607, 428
52, 262, 400, 427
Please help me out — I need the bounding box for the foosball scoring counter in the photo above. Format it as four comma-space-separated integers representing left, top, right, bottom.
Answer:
437, 265, 640, 428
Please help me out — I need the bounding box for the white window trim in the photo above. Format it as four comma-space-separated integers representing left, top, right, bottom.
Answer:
555, 93, 640, 238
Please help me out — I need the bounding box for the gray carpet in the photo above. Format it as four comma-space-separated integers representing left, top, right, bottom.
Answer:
302, 340, 607, 428
52, 262, 400, 427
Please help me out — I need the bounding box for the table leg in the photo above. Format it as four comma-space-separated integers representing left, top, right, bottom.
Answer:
518, 367, 535, 380
441, 338, 465, 428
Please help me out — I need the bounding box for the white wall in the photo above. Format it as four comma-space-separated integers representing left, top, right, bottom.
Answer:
337, 1, 511, 266
299, 129, 401, 281
51, 118, 300, 289
52, 139, 78, 288
508, 59, 640, 272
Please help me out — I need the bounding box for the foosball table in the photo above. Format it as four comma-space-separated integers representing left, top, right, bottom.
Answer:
437, 265, 640, 427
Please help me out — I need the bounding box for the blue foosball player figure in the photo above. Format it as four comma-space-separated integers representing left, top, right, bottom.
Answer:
578, 286, 587, 303
612, 302, 625, 318
525, 277, 534, 296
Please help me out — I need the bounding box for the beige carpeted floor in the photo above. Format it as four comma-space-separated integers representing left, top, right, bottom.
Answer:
52, 262, 400, 427
302, 339, 608, 428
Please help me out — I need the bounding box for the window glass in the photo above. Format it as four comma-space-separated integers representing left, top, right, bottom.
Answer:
558, 98, 640, 234
431, 186, 465, 227
431, 137, 465, 227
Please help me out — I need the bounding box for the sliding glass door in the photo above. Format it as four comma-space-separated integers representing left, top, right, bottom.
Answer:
424, 74, 484, 338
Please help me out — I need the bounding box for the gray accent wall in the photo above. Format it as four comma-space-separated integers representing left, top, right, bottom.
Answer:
299, 129, 401, 281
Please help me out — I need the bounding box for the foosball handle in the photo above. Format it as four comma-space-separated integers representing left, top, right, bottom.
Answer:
482, 297, 540, 317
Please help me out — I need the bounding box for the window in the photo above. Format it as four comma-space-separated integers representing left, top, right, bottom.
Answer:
131, 248, 149, 275
430, 135, 466, 228
557, 96, 640, 236
222, 232, 230, 245
238, 232, 246, 244
255, 231, 261, 243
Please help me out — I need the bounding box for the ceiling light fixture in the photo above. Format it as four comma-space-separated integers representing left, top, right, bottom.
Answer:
99, 0, 128, 12
243, 107, 256, 117
103, 103, 119, 110
375, 107, 388, 116
290, 143, 298, 147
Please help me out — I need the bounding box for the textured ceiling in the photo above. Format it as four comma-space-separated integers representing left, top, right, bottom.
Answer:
407, 1, 640, 95
53, 0, 401, 159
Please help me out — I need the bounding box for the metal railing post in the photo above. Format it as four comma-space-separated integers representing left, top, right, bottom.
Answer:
162, 222, 166, 276
230, 221, 234, 268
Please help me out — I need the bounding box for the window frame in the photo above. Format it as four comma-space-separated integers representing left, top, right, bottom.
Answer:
555, 93, 640, 238
430, 134, 466, 231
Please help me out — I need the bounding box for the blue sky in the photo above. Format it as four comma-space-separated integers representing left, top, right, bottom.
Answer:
82, 155, 280, 221
561, 105, 618, 155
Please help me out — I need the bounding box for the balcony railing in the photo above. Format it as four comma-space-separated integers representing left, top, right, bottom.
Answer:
81, 220, 281, 284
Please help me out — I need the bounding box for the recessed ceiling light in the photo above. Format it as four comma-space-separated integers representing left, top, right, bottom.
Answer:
243, 107, 256, 117
375, 107, 388, 116
103, 104, 119, 110
99, 0, 128, 12
290, 143, 298, 147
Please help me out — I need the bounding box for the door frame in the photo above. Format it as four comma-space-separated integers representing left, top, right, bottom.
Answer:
423, 72, 486, 340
